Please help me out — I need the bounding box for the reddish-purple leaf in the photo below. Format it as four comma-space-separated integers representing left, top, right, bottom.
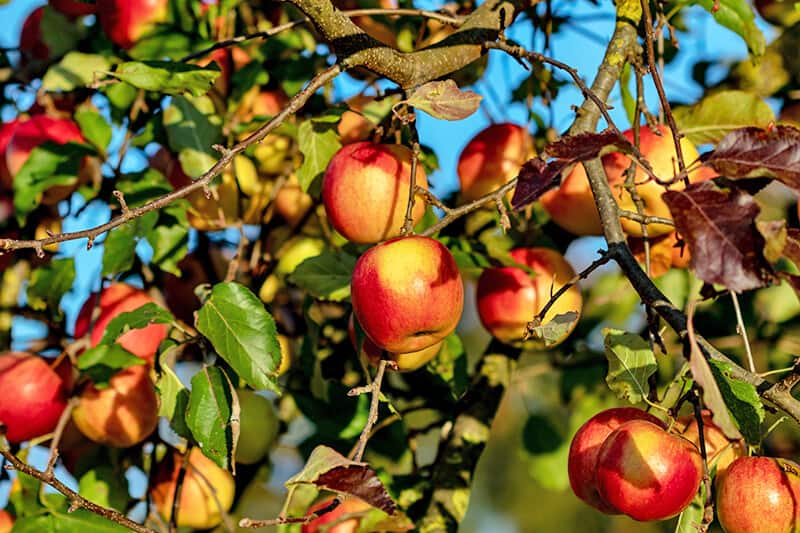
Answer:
543, 129, 632, 161
510, 157, 568, 210
703, 125, 800, 190
285, 445, 396, 514
663, 182, 776, 292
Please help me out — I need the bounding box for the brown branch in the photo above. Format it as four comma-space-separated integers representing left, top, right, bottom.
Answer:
348, 359, 390, 462
239, 497, 341, 529
400, 135, 421, 236
421, 178, 518, 236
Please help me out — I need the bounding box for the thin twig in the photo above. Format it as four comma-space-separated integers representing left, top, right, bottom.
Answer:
421, 179, 518, 237
348, 359, 389, 462
239, 498, 341, 529
400, 140, 421, 236
730, 290, 755, 373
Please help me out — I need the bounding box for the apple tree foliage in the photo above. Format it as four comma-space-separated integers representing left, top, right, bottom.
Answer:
2, 0, 800, 531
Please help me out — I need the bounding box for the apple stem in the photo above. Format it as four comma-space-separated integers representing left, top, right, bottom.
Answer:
169, 445, 193, 533
730, 290, 755, 373
400, 138, 421, 236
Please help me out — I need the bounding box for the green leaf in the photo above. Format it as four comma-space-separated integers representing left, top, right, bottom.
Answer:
619, 64, 636, 126
426, 334, 469, 398
522, 414, 566, 455
685, 0, 765, 56
196, 282, 281, 392
690, 336, 743, 441
674, 484, 706, 533
78, 466, 129, 512
528, 311, 580, 348
75, 109, 112, 152
115, 168, 172, 208
40, 7, 83, 59
163, 95, 223, 158
708, 359, 765, 444
603, 328, 657, 405
101, 211, 158, 276
405, 79, 482, 121
26, 258, 75, 315
99, 302, 174, 346
186, 366, 238, 471
673, 90, 775, 145
145, 201, 190, 276
296, 116, 341, 192
155, 342, 191, 438
13, 142, 95, 224
41, 52, 111, 92
288, 250, 357, 302
77, 344, 145, 388
106, 61, 220, 96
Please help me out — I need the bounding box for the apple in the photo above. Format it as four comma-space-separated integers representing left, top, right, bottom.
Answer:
675, 411, 745, 475
323, 142, 428, 244
349, 315, 443, 372
627, 230, 691, 277
75, 283, 169, 365
568, 407, 664, 514
97, 0, 169, 49
274, 176, 314, 227
337, 95, 375, 145
755, 0, 800, 26
539, 162, 604, 236
49, 0, 95, 17
72, 364, 159, 447
34, 216, 61, 253
476, 247, 582, 346
238, 87, 288, 124
595, 419, 703, 521
235, 390, 279, 465
0, 119, 21, 190
457, 123, 533, 202
716, 456, 800, 533
302, 496, 372, 533
0, 352, 70, 443
19, 8, 50, 63
351, 235, 463, 353
151, 447, 236, 529
0, 509, 12, 533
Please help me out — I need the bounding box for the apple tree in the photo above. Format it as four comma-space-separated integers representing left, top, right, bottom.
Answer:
2, 0, 800, 531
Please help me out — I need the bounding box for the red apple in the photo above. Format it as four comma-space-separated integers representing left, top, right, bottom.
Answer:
568, 407, 664, 514
476, 247, 582, 346
75, 283, 169, 365
49, 0, 96, 17
539, 162, 604, 236
72, 364, 159, 447
595, 419, 703, 521
0, 119, 21, 190
322, 142, 428, 244
302, 496, 372, 533
151, 447, 236, 529
97, 0, 169, 49
19, 8, 49, 63
0, 509, 12, 533
0, 352, 70, 443
457, 122, 533, 202
351, 236, 463, 353
716, 456, 800, 533
349, 315, 443, 372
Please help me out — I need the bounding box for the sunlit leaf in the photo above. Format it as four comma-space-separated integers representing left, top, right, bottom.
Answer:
406, 80, 482, 121
186, 366, 238, 471
107, 61, 220, 96
602, 329, 657, 405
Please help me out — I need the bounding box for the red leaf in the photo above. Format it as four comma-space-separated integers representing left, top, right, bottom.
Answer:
703, 125, 800, 190
662, 182, 776, 292
510, 157, 568, 210
543, 129, 631, 161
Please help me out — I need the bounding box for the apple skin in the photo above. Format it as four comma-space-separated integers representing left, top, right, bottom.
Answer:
351, 236, 464, 353
349, 315, 443, 372
322, 142, 428, 244
0, 352, 70, 444
75, 283, 169, 365
49, 0, 96, 17
717, 456, 800, 533
274, 176, 314, 227
595, 419, 703, 521
676, 410, 745, 475
0, 509, 12, 533
540, 162, 604, 236
97, 0, 169, 49
568, 407, 664, 514
151, 447, 236, 530
457, 123, 533, 202
235, 390, 279, 465
476, 247, 582, 347
72, 364, 159, 448
19, 8, 50, 62
302, 497, 372, 533
0, 119, 21, 190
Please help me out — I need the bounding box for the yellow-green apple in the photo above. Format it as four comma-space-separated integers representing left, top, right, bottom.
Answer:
716, 456, 800, 533
235, 390, 279, 465
676, 410, 745, 475
274, 176, 314, 226
349, 315, 442, 372
568, 407, 664, 514
96, 0, 169, 49
302, 496, 372, 533
322, 142, 428, 244
457, 122, 533, 202
75, 283, 169, 365
351, 236, 463, 353
72, 364, 159, 447
476, 247, 582, 347
237, 88, 292, 175
595, 419, 703, 521
0, 352, 70, 443
0, 509, 12, 533
49, 0, 95, 17
151, 447, 236, 529
34, 216, 61, 253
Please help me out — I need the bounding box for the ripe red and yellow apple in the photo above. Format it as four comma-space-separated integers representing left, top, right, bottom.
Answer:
97, 0, 169, 49
337, 95, 375, 145
302, 496, 372, 533
274, 176, 314, 227
72, 364, 159, 447
0, 352, 70, 443
676, 410, 745, 474
457, 122, 533, 202
568, 407, 664, 514
351, 236, 463, 353
476, 247, 582, 347
323, 142, 428, 244
75, 282, 169, 365
235, 390, 279, 465
349, 315, 443, 372
0, 509, 12, 533
595, 419, 703, 521
151, 447, 236, 530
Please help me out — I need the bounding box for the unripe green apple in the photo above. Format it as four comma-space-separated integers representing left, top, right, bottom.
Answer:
322, 142, 428, 244
235, 390, 279, 465
351, 236, 463, 353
